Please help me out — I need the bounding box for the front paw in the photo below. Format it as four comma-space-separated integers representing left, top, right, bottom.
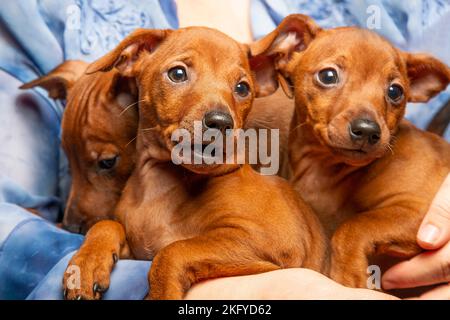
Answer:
62, 249, 118, 300
146, 250, 186, 300
330, 226, 370, 288
329, 258, 369, 288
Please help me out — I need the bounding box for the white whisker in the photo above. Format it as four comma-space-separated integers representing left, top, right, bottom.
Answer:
119, 99, 147, 117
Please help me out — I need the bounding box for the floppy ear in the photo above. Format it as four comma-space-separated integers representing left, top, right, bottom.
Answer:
19, 60, 88, 99
404, 53, 450, 103
249, 14, 321, 98
86, 29, 171, 77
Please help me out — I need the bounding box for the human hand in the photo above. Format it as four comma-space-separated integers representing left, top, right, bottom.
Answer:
382, 173, 450, 299
186, 268, 397, 300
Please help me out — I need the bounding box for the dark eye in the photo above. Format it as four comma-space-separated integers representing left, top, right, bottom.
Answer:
168, 66, 188, 83
317, 68, 339, 86
387, 84, 404, 103
235, 81, 250, 97
98, 156, 118, 170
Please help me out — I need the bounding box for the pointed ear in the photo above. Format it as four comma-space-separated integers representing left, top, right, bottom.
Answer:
86, 29, 171, 77
19, 60, 88, 99
404, 53, 450, 103
248, 52, 279, 98
249, 14, 321, 98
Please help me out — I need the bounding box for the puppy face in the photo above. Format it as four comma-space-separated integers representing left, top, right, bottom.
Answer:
251, 15, 450, 166
87, 27, 277, 176
22, 62, 138, 233
291, 29, 409, 165
62, 73, 138, 233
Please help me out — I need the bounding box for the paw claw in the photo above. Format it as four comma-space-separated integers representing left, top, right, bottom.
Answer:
93, 282, 108, 294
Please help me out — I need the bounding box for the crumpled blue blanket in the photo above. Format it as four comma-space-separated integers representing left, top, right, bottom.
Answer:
0, 0, 449, 300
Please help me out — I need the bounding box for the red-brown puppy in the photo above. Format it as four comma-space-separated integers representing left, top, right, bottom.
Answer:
21, 61, 138, 233
251, 15, 450, 288
62, 27, 327, 300
22, 65, 292, 231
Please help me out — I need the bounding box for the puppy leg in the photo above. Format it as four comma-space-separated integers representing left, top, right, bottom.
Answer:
63, 220, 131, 300
147, 228, 280, 300
330, 206, 422, 288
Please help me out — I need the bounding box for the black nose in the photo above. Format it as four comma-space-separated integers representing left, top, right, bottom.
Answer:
202, 110, 234, 133
349, 119, 381, 145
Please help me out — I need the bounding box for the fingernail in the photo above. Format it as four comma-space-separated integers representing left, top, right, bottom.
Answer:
418, 224, 440, 245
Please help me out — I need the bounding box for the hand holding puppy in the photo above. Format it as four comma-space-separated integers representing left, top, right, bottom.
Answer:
383, 174, 450, 298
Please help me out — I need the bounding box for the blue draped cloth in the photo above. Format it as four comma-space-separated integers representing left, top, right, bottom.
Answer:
0, 0, 449, 299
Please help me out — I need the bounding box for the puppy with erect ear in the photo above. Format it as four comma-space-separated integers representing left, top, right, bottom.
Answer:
251, 14, 450, 104
20, 60, 89, 100
251, 14, 450, 292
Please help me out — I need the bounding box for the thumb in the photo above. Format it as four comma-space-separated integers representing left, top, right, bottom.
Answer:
417, 173, 450, 250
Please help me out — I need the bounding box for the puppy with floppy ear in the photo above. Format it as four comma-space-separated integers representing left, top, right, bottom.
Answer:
21, 60, 139, 234
251, 14, 450, 289
62, 27, 328, 300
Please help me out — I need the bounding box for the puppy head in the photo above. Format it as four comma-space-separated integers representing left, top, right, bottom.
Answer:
21, 61, 138, 233
87, 27, 277, 176
251, 15, 450, 166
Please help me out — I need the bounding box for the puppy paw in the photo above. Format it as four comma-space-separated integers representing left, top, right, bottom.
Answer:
62, 250, 118, 300
330, 226, 370, 288
147, 250, 186, 300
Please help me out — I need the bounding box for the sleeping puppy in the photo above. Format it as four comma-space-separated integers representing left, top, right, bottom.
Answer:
21, 61, 138, 233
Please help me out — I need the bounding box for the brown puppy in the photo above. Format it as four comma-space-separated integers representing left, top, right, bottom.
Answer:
21, 61, 138, 233
22, 64, 292, 231
62, 27, 327, 300
251, 15, 450, 288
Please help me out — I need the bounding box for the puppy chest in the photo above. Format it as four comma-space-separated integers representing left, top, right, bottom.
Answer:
295, 171, 356, 237
124, 200, 186, 260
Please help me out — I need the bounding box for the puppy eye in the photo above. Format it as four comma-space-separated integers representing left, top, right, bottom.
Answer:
387, 84, 404, 103
98, 156, 118, 170
317, 68, 339, 86
168, 67, 188, 83
235, 81, 250, 97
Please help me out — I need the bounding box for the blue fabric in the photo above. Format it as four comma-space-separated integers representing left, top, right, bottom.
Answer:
250, 0, 450, 139
0, 0, 449, 300
27, 251, 151, 300
0, 209, 83, 299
